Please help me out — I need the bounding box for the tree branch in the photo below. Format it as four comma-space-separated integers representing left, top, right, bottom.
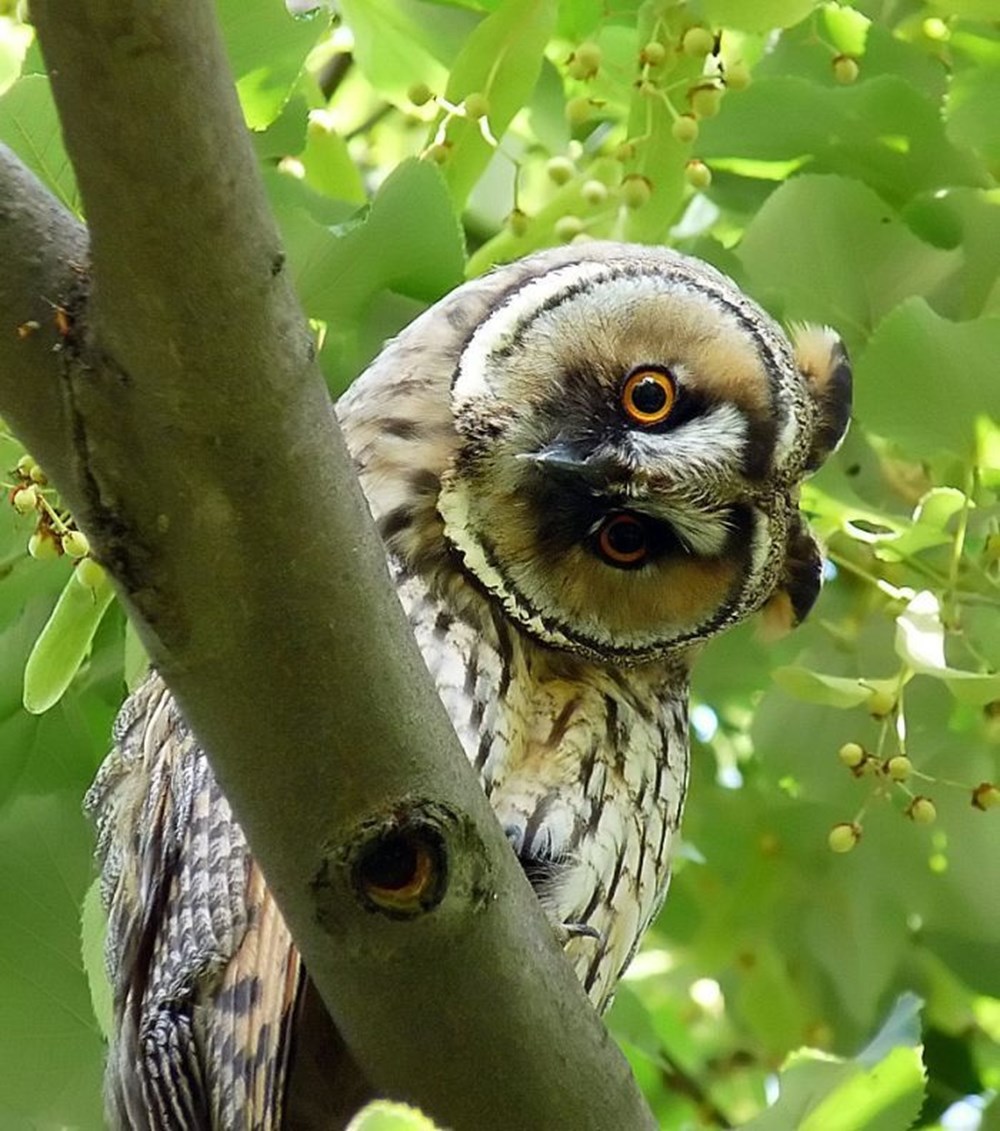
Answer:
0, 2, 655, 1127
0, 147, 87, 490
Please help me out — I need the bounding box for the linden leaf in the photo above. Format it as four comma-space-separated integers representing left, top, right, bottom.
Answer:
895, 591, 1000, 705
23, 567, 115, 715
347, 1101, 444, 1131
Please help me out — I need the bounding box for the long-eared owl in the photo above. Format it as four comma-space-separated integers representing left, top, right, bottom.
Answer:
88, 242, 851, 1128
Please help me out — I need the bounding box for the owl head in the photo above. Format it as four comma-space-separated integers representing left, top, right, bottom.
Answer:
345, 242, 851, 666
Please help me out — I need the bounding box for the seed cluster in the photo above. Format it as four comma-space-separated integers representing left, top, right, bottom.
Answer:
5, 453, 105, 589
827, 683, 996, 853
410, 20, 759, 246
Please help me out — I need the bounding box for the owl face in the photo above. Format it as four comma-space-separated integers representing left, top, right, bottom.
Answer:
433, 245, 851, 664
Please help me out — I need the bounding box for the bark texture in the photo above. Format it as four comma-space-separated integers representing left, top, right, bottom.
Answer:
0, 2, 654, 1127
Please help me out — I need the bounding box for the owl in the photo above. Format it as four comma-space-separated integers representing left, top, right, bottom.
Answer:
87, 242, 851, 1128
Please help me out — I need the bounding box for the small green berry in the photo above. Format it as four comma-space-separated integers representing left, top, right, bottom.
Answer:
828, 822, 862, 853
838, 742, 866, 769
565, 96, 592, 126
684, 159, 712, 190
407, 82, 434, 107
614, 140, 637, 162
554, 215, 584, 242
581, 179, 608, 205
867, 688, 896, 718
887, 756, 912, 782
639, 41, 667, 67
567, 42, 601, 80
972, 782, 1000, 811
425, 143, 451, 165
681, 27, 715, 58
546, 156, 575, 185
671, 114, 699, 144
922, 17, 949, 42
463, 92, 490, 120
62, 529, 90, 558
907, 796, 937, 825
507, 208, 529, 237
621, 174, 652, 209
12, 484, 39, 515
725, 61, 751, 92
833, 55, 859, 85
689, 84, 723, 119
75, 557, 107, 590
28, 530, 60, 560
16, 454, 36, 476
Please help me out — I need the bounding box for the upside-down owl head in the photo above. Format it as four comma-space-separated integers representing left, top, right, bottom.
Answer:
342, 241, 851, 666
432, 243, 851, 664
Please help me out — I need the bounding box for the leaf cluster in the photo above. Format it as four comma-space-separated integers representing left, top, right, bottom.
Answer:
0, 0, 997, 1127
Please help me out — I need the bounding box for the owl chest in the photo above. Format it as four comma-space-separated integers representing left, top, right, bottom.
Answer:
398, 568, 690, 1008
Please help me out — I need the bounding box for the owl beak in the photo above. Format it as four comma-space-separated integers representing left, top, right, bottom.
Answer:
525, 442, 625, 489
525, 442, 587, 476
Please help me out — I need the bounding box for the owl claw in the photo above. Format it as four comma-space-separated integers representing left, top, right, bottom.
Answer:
558, 921, 605, 946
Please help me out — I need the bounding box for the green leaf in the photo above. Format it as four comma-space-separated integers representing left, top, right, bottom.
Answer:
700, 74, 986, 212
858, 992, 924, 1065
346, 1100, 444, 1131
0, 15, 31, 96
801, 1046, 925, 1131
821, 3, 871, 58
437, 0, 556, 208
23, 567, 115, 715
300, 111, 366, 204
0, 74, 79, 211
772, 667, 896, 709
556, 0, 605, 41
735, 938, 816, 1053
855, 299, 1000, 457
901, 189, 1000, 321
894, 590, 1000, 705
123, 619, 149, 692
737, 175, 959, 351
0, 791, 106, 1127
744, 995, 925, 1131
947, 61, 1000, 164
279, 158, 465, 388
913, 487, 967, 532
339, 0, 479, 102
251, 92, 310, 162
927, 0, 1000, 17
218, 0, 329, 130
80, 878, 112, 1043
701, 0, 818, 32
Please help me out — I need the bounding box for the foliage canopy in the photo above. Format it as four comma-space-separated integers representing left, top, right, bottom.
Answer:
0, 0, 997, 1127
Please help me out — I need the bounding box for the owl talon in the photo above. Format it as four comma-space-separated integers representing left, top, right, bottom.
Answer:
558, 921, 605, 946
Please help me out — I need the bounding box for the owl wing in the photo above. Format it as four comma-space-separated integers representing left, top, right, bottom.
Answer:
87, 673, 301, 1130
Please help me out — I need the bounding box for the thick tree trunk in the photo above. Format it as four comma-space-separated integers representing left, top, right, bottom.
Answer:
0, 2, 654, 1127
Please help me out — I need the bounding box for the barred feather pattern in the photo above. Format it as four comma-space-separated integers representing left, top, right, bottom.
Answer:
88, 587, 690, 1127
390, 566, 691, 1007
87, 679, 301, 1130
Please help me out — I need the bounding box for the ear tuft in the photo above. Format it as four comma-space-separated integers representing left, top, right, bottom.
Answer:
792, 324, 852, 472
761, 513, 824, 639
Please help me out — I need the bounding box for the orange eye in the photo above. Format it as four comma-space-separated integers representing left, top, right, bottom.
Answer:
597, 513, 648, 568
621, 368, 675, 426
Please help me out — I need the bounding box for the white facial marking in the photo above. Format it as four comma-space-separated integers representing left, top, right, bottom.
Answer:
453, 261, 612, 409
627, 402, 747, 481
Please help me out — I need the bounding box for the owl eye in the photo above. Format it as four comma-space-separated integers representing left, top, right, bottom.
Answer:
596, 512, 648, 568
620, 367, 675, 427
